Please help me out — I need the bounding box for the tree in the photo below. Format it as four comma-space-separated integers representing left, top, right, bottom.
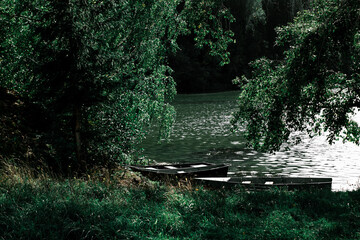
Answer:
231, 0, 360, 152
170, 0, 311, 94
0, 0, 234, 171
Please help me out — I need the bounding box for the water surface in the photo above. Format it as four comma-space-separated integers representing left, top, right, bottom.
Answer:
141, 91, 360, 191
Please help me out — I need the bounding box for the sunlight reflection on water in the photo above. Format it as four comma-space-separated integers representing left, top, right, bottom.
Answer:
141, 92, 360, 191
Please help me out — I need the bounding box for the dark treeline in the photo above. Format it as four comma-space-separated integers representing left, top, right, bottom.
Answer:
171, 0, 310, 93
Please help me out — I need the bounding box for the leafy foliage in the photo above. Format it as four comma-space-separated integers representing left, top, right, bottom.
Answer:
232, 0, 360, 151
0, 0, 234, 169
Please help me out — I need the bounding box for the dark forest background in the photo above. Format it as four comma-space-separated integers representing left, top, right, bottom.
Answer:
172, 0, 310, 93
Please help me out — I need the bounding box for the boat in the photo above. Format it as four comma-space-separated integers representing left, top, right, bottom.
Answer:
194, 177, 332, 191
128, 162, 229, 180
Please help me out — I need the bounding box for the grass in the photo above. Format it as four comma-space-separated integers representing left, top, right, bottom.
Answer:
0, 166, 360, 239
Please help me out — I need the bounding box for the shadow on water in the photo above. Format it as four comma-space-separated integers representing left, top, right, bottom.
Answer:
140, 91, 360, 191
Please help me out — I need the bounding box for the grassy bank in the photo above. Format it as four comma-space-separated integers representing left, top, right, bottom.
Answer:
1, 171, 360, 240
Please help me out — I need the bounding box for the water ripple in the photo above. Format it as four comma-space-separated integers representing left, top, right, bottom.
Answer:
141, 92, 360, 191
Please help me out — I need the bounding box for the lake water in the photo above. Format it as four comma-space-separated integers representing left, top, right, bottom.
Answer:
140, 91, 360, 191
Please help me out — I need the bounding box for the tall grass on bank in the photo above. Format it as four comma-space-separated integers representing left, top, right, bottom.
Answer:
0, 169, 360, 239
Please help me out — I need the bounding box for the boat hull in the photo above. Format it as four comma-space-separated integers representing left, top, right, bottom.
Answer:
129, 162, 229, 180
195, 177, 332, 191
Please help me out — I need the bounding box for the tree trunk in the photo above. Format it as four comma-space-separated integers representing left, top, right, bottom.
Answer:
73, 104, 86, 171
